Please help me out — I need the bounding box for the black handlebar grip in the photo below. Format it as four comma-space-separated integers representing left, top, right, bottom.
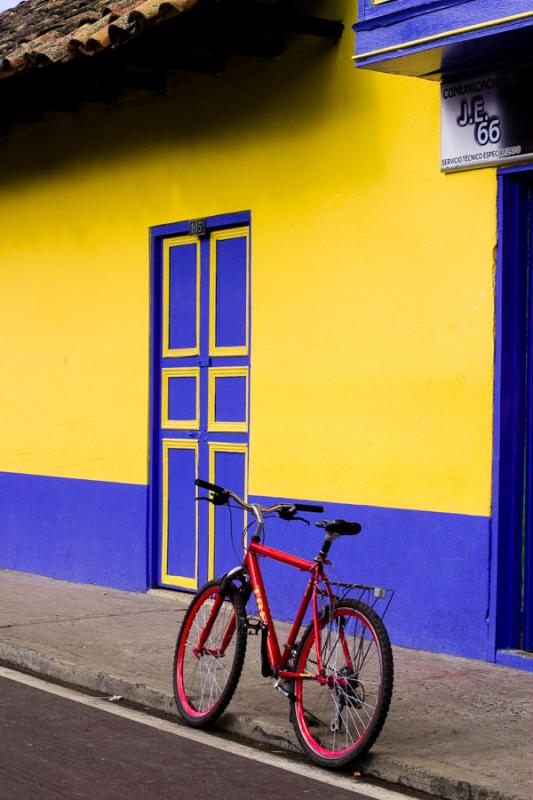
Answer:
195, 478, 226, 493
293, 503, 324, 513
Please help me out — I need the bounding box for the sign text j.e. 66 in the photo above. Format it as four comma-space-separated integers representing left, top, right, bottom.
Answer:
456, 95, 501, 147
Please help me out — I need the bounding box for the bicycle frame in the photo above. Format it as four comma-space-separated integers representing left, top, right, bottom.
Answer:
193, 486, 354, 685
245, 540, 348, 682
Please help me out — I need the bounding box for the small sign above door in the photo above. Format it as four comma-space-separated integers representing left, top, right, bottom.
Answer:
189, 217, 207, 236
441, 71, 533, 173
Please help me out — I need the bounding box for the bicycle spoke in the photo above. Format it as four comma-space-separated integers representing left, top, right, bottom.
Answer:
176, 584, 246, 723
295, 601, 389, 762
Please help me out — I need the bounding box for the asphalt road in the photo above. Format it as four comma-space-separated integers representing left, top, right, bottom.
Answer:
0, 672, 406, 800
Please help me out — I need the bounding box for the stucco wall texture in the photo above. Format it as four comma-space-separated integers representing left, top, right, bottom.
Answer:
0, 10, 496, 517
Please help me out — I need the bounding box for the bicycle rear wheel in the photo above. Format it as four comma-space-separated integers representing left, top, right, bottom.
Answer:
291, 599, 393, 768
173, 579, 247, 727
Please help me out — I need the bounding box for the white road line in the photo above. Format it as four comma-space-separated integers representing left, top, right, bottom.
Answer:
0, 665, 406, 800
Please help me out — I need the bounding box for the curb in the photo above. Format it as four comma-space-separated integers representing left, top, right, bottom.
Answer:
0, 642, 524, 800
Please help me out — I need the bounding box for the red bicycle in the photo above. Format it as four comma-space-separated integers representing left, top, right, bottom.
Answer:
173, 479, 394, 769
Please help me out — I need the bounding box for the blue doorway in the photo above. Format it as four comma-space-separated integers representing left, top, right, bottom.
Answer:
493, 170, 533, 659
150, 212, 251, 591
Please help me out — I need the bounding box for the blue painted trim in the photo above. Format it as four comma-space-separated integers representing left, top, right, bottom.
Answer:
208, 211, 251, 231
149, 219, 189, 239
358, 0, 459, 27
496, 650, 533, 672
159, 355, 249, 368
148, 230, 161, 589
358, 0, 530, 28
498, 163, 533, 176
247, 224, 253, 450
250, 494, 491, 660
488, 174, 506, 662
150, 211, 251, 240
0, 472, 149, 592
354, 0, 533, 77
356, 26, 533, 76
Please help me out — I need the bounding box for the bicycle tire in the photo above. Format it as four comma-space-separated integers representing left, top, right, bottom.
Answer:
291, 599, 393, 768
173, 579, 247, 728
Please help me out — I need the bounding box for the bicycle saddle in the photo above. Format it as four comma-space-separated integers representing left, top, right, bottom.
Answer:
316, 519, 362, 535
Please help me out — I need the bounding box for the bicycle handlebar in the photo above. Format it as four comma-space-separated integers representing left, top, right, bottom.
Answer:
195, 478, 325, 553
195, 478, 226, 494
195, 478, 323, 516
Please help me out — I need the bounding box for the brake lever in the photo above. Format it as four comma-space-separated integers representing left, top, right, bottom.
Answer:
196, 492, 230, 506
278, 506, 297, 521
278, 506, 310, 525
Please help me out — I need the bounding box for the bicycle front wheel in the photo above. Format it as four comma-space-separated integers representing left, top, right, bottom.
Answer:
291, 599, 393, 768
173, 579, 247, 727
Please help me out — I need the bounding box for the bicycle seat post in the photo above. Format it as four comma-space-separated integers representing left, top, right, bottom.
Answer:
318, 532, 339, 561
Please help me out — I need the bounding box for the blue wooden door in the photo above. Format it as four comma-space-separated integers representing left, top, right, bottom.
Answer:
153, 215, 250, 591
523, 189, 533, 652
498, 176, 533, 654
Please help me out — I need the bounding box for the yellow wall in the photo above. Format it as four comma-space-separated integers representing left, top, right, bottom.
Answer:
0, 7, 496, 515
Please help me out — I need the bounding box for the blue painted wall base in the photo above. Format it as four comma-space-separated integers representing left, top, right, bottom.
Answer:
496, 650, 533, 672
0, 472, 149, 592
250, 495, 491, 661
0, 471, 491, 660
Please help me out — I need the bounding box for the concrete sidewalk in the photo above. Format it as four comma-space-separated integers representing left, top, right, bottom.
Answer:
0, 569, 530, 800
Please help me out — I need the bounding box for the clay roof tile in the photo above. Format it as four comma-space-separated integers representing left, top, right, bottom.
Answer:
0, 0, 199, 77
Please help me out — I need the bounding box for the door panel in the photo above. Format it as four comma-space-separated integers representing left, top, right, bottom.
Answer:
210, 228, 249, 355
161, 439, 198, 589
154, 217, 250, 591
163, 236, 200, 356
208, 367, 249, 432
209, 442, 248, 581
161, 368, 200, 430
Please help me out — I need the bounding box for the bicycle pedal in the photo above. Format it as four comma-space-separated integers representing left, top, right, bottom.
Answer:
246, 616, 262, 635
274, 679, 294, 700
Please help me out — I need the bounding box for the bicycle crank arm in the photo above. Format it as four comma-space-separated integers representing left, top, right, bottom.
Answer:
278, 671, 315, 680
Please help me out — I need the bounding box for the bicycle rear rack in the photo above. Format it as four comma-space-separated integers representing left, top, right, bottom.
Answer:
327, 582, 395, 624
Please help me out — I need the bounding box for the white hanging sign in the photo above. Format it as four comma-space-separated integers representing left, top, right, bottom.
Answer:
441, 72, 532, 172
